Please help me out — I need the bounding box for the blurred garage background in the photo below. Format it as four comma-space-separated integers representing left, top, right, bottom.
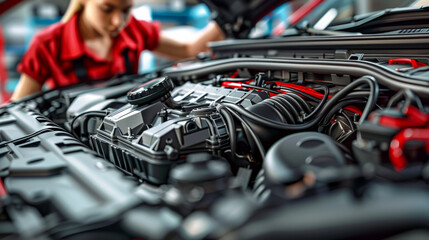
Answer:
0, 0, 412, 103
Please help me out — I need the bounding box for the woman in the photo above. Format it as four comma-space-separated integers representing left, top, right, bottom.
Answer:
11, 0, 225, 101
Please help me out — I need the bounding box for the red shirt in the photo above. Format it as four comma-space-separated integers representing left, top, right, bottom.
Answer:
0, 25, 9, 102
18, 13, 160, 88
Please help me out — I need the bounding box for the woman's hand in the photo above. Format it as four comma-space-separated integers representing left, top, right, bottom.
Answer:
154, 21, 225, 61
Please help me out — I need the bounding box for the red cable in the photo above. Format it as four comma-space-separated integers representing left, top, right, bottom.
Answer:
390, 128, 429, 171
230, 72, 239, 78
221, 81, 363, 116
270, 81, 331, 99
344, 106, 362, 116
272, 82, 362, 115
221, 82, 244, 89
0, 178, 7, 198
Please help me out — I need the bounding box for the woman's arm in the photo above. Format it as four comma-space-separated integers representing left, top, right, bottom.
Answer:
154, 21, 225, 61
10, 74, 42, 101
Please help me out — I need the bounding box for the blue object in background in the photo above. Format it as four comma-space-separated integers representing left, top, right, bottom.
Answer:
5, 16, 60, 92
25, 17, 60, 49
2, 2, 62, 94
249, 3, 291, 38
188, 4, 210, 30
270, 4, 290, 35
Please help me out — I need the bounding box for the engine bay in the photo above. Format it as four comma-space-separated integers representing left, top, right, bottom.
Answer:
1, 42, 429, 239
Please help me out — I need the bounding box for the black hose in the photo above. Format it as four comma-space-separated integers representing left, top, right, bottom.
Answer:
242, 83, 318, 113
259, 101, 288, 123
241, 83, 281, 94
275, 86, 320, 102
201, 117, 216, 136
265, 97, 301, 123
82, 113, 108, 141
0, 128, 56, 148
222, 75, 379, 130
218, 107, 237, 159
387, 90, 405, 108
303, 85, 329, 120
403, 89, 425, 111
221, 105, 266, 159
387, 89, 425, 111
284, 93, 313, 114
242, 82, 322, 104
320, 99, 364, 128
265, 98, 296, 123
357, 77, 379, 125
70, 111, 108, 139
276, 94, 306, 117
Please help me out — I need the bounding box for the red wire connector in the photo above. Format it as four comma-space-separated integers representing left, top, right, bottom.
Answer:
390, 128, 429, 171
388, 58, 428, 71
357, 104, 429, 172
380, 105, 429, 171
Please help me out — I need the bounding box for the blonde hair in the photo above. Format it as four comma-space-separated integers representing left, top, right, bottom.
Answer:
61, 0, 83, 23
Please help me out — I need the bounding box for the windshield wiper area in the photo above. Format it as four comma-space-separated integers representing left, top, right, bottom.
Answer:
282, 25, 362, 37
327, 6, 429, 34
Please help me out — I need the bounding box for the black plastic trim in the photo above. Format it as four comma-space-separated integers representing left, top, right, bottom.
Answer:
163, 57, 429, 96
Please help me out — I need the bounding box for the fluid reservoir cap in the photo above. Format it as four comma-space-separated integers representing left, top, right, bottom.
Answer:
170, 153, 229, 184
264, 132, 346, 185
127, 76, 174, 105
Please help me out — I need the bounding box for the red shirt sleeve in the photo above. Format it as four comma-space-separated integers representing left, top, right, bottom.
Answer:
135, 20, 161, 51
17, 35, 51, 85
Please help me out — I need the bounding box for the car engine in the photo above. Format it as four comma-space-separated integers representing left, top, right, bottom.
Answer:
1, 51, 429, 239
2, 4, 429, 238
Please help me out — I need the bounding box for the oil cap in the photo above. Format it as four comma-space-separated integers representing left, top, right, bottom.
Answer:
127, 76, 174, 105
264, 132, 346, 185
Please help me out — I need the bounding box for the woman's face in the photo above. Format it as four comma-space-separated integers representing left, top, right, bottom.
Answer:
82, 0, 134, 37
